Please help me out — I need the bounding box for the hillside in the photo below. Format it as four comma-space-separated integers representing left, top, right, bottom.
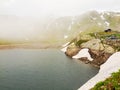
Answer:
0, 11, 120, 46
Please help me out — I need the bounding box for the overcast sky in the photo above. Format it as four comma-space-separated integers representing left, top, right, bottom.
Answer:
0, 0, 120, 17
0, 0, 120, 40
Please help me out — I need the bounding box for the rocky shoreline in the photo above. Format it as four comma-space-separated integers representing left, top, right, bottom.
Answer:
63, 45, 113, 68
61, 43, 120, 90
0, 43, 61, 49
88, 49, 112, 68
65, 49, 112, 68
62, 30, 120, 67
61, 30, 120, 90
78, 52, 120, 90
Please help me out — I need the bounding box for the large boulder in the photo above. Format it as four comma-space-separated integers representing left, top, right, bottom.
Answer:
65, 43, 80, 57
81, 39, 115, 53
81, 39, 104, 50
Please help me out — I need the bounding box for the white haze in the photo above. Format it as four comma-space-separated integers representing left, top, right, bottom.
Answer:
1, 0, 120, 17
0, 0, 120, 40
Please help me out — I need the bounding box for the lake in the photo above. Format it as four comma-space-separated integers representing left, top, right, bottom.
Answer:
0, 49, 98, 90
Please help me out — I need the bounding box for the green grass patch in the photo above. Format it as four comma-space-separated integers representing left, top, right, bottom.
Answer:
91, 69, 120, 90
75, 40, 88, 46
89, 31, 120, 39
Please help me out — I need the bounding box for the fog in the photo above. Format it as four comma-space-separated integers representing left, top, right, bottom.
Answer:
1, 0, 120, 17
0, 0, 120, 41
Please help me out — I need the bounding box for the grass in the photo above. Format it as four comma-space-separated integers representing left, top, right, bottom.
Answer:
89, 31, 120, 39
91, 70, 120, 90
75, 40, 88, 46
72, 31, 120, 48
0, 39, 13, 45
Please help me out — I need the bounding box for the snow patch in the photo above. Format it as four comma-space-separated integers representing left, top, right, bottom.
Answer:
106, 12, 110, 16
61, 42, 70, 52
61, 46, 68, 52
72, 48, 93, 61
62, 42, 70, 47
78, 52, 120, 90
100, 14, 105, 20
105, 21, 110, 27
64, 35, 68, 39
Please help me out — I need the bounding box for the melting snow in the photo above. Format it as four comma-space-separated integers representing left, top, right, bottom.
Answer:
78, 52, 120, 90
72, 48, 93, 61
106, 12, 110, 16
100, 14, 105, 20
64, 35, 68, 39
61, 42, 70, 52
105, 21, 110, 27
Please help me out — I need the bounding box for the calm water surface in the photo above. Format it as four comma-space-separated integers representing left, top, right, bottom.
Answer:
0, 49, 98, 90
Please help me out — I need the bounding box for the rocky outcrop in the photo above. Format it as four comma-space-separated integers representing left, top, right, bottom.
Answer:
81, 39, 104, 50
73, 48, 93, 61
81, 39, 115, 53
65, 44, 80, 57
64, 39, 113, 67
78, 57, 90, 64
64, 33, 118, 68
64, 45, 112, 67
88, 49, 112, 67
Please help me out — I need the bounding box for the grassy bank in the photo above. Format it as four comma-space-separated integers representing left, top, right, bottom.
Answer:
91, 70, 120, 90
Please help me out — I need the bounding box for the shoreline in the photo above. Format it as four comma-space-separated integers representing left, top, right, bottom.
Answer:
78, 52, 120, 90
0, 44, 61, 49
1, 44, 119, 90
61, 45, 120, 90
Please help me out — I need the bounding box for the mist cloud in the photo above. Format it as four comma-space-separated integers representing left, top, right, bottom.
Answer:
0, 0, 120, 17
